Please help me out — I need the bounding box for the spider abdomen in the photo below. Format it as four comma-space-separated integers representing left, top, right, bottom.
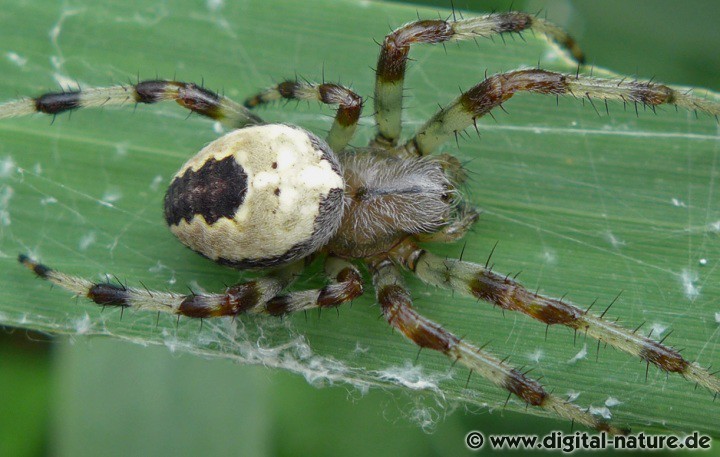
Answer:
164, 124, 345, 269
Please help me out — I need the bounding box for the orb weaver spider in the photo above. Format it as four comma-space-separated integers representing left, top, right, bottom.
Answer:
3, 8, 719, 435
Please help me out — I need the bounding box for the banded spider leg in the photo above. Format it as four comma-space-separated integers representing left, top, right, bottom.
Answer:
19, 255, 363, 318
243, 80, 363, 151
369, 256, 627, 434
373, 11, 585, 147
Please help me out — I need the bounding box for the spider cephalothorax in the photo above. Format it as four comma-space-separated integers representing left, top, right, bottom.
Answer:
4, 10, 720, 434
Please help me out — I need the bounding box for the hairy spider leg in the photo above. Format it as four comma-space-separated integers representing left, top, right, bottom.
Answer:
244, 81, 363, 152
389, 240, 720, 395
18, 255, 363, 318
262, 257, 363, 316
398, 69, 720, 156
369, 256, 627, 434
373, 12, 585, 147
0, 80, 263, 129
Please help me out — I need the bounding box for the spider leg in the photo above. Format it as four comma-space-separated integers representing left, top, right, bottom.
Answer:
389, 240, 720, 395
373, 13, 585, 148
263, 256, 364, 315
397, 69, 720, 156
369, 256, 626, 434
0, 80, 262, 129
243, 81, 363, 152
18, 254, 363, 318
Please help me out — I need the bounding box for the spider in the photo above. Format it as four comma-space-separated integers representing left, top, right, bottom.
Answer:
3, 10, 720, 435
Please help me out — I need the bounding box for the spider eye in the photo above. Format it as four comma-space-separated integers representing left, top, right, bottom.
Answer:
164, 124, 345, 269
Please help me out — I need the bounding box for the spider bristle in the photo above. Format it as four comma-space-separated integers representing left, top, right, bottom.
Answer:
599, 291, 623, 318
484, 240, 499, 269
465, 369, 474, 388
658, 330, 674, 344
503, 392, 512, 408
585, 298, 598, 314
450, 356, 460, 369
459, 241, 468, 262
138, 280, 153, 298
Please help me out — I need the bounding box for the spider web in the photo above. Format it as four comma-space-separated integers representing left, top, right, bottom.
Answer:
0, 0, 719, 441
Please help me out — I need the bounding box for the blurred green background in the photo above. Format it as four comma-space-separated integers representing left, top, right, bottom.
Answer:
2, 1, 719, 456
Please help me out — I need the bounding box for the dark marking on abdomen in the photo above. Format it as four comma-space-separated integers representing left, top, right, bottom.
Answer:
164, 155, 248, 226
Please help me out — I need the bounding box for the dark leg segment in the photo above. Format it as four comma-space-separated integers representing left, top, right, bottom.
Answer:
389, 241, 720, 395
244, 80, 363, 152
0, 80, 263, 128
368, 256, 626, 434
399, 69, 720, 156
374, 13, 585, 147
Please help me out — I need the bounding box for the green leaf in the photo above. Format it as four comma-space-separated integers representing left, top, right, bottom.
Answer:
1, 0, 719, 437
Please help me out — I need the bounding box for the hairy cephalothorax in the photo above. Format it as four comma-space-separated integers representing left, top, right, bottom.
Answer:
331, 150, 456, 258
4, 10, 720, 435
